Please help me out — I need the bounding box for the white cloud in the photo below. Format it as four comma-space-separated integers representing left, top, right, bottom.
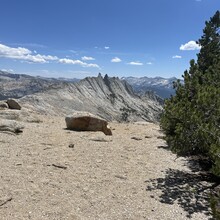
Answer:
111, 57, 122, 63
0, 43, 31, 57
38, 54, 58, 61
59, 58, 99, 68
128, 61, 143, 66
81, 56, 95, 61
180, 41, 201, 51
147, 62, 153, 65
69, 50, 77, 53
172, 55, 182, 59
0, 43, 58, 63
1, 68, 14, 73
86, 63, 100, 68
104, 46, 110, 50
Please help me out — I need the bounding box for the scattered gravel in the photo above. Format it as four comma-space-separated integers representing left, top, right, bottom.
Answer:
0, 116, 213, 219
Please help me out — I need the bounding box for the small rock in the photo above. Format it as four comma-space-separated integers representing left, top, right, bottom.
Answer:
115, 175, 127, 180
131, 137, 142, 141
6, 99, 21, 110
90, 137, 112, 142
69, 144, 75, 148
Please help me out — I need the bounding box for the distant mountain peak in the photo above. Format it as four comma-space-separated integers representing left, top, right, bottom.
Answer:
122, 76, 182, 98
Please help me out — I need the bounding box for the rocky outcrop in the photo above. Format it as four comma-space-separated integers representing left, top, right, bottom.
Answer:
0, 119, 24, 134
65, 112, 112, 135
0, 101, 8, 109
0, 107, 42, 123
140, 91, 164, 105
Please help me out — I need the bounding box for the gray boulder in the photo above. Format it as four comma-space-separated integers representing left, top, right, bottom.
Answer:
6, 99, 21, 110
65, 112, 112, 135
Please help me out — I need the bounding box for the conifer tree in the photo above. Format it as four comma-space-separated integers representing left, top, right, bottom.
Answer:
160, 10, 220, 173
160, 10, 220, 219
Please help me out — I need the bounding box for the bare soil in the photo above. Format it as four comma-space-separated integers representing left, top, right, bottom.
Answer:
0, 116, 213, 219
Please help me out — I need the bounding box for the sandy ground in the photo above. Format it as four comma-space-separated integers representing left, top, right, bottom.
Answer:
0, 116, 213, 220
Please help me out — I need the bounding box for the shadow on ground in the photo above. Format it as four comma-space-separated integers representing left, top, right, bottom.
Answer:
145, 168, 214, 218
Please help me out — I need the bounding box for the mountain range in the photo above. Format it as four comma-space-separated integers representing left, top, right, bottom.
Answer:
0, 71, 163, 122
122, 76, 181, 98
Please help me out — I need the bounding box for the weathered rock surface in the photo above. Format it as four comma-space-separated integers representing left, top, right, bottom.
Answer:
0, 119, 24, 133
0, 101, 8, 109
0, 108, 42, 123
6, 98, 21, 110
65, 112, 112, 135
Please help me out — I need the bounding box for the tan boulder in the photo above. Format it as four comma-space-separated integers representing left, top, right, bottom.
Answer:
6, 99, 21, 110
65, 112, 112, 135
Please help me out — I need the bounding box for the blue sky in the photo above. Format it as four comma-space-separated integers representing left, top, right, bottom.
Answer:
0, 0, 219, 79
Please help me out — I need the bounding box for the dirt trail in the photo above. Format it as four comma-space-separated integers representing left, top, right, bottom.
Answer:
0, 116, 212, 219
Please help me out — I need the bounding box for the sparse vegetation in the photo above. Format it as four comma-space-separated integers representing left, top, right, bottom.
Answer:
160, 11, 220, 218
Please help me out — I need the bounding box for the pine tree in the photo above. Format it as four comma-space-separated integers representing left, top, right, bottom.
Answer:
160, 10, 220, 219
160, 10, 220, 172
197, 11, 220, 73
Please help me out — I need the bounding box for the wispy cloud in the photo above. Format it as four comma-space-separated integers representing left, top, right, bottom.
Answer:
180, 41, 201, 50
127, 61, 143, 66
0, 43, 101, 68
172, 55, 182, 59
59, 58, 100, 68
111, 57, 122, 63
81, 56, 95, 61
10, 42, 47, 48
104, 46, 110, 50
146, 62, 153, 65
1, 68, 14, 73
0, 43, 58, 63
69, 50, 78, 54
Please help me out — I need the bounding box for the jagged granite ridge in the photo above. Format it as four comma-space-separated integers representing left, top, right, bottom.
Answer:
19, 74, 162, 122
